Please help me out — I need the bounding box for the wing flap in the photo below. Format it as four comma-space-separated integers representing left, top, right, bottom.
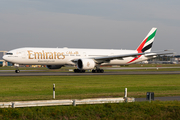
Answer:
145, 52, 174, 57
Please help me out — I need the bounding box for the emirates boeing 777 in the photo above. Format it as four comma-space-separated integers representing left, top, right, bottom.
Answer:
3, 28, 172, 73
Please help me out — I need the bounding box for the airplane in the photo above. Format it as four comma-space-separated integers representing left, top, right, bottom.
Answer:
3, 27, 173, 73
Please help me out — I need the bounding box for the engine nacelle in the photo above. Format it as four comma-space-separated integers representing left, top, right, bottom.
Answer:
46, 65, 63, 69
77, 59, 96, 70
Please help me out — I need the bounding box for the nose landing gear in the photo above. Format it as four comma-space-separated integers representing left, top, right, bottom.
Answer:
14, 64, 20, 73
15, 70, 20, 73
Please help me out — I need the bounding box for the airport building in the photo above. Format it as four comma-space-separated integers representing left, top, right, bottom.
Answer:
145, 55, 180, 64
0, 51, 12, 66
171, 55, 180, 64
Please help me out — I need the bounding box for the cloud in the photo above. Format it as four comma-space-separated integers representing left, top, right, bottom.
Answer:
0, 0, 179, 54
0, 11, 152, 48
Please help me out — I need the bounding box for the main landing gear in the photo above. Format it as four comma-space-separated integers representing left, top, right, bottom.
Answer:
92, 69, 104, 73
74, 65, 104, 73
73, 69, 104, 73
92, 65, 104, 73
74, 69, 86, 73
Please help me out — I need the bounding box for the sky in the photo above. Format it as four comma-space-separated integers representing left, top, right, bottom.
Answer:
0, 0, 179, 54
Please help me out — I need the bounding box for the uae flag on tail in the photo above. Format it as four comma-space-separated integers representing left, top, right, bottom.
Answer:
137, 28, 157, 53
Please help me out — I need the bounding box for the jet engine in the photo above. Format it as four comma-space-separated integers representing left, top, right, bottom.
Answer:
77, 59, 96, 70
46, 65, 63, 69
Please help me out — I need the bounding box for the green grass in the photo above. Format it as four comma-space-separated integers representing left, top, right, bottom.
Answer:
0, 72, 180, 119
0, 75, 180, 102
0, 101, 180, 120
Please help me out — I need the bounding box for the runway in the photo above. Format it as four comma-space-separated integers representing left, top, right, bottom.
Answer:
106, 67, 180, 70
0, 66, 180, 76
0, 71, 180, 76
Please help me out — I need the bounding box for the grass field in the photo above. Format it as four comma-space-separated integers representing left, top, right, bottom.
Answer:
0, 74, 180, 102
1, 67, 180, 119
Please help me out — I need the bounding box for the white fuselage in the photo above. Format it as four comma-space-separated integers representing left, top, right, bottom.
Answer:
3, 47, 150, 66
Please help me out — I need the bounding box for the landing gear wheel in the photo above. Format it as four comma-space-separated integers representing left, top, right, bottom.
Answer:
100, 69, 104, 73
92, 69, 104, 73
15, 70, 20, 73
81, 70, 85, 73
74, 69, 85, 73
74, 69, 78, 73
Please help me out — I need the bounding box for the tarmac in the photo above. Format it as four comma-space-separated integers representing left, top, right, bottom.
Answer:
0, 71, 180, 76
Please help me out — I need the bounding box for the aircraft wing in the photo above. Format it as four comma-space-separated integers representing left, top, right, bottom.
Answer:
92, 52, 144, 63
71, 50, 174, 64
71, 52, 145, 63
93, 51, 174, 63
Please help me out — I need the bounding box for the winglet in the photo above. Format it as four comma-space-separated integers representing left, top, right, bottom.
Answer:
136, 28, 157, 53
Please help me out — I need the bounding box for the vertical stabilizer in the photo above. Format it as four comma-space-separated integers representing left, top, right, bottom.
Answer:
136, 28, 157, 53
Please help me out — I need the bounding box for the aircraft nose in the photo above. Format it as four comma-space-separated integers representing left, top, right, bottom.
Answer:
3, 55, 10, 62
2, 55, 7, 60
3, 55, 12, 63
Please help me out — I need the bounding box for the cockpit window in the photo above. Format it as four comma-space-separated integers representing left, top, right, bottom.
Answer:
6, 53, 13, 55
